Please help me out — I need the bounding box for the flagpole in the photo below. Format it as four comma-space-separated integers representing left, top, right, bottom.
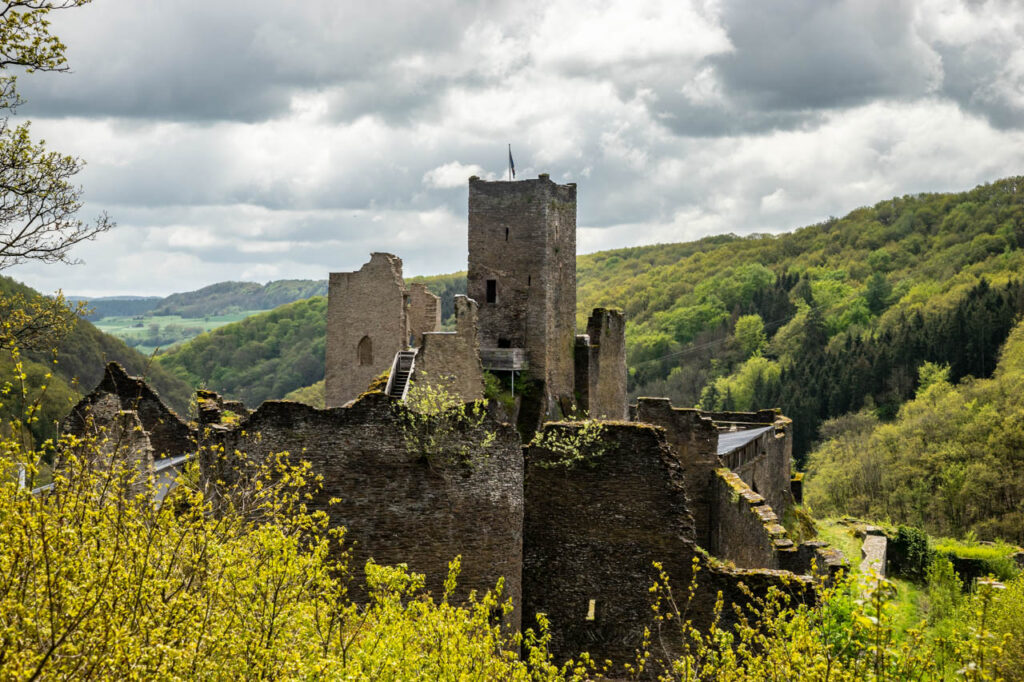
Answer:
508, 143, 512, 181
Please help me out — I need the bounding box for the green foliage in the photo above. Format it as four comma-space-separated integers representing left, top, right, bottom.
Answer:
283, 379, 325, 409
529, 420, 607, 469
889, 526, 934, 581
733, 313, 766, 359
925, 556, 962, 623
398, 376, 495, 466
643, 559, 1013, 681
0, 276, 193, 424
807, 317, 1024, 542
156, 296, 327, 407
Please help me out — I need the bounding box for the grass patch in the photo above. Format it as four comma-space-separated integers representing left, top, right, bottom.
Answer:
815, 518, 863, 570
94, 311, 265, 355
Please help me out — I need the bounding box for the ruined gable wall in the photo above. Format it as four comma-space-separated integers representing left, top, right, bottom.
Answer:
61, 362, 193, 459
634, 398, 719, 550
407, 282, 441, 347
585, 307, 627, 420
416, 296, 484, 401
523, 421, 698, 669
325, 253, 408, 408
208, 393, 524, 626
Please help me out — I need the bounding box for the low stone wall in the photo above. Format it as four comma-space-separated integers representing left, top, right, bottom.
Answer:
711, 469, 793, 568
416, 296, 484, 401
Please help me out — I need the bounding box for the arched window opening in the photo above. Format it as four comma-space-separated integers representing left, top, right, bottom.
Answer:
357, 335, 373, 366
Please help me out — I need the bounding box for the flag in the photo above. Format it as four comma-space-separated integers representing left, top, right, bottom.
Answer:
508, 144, 515, 179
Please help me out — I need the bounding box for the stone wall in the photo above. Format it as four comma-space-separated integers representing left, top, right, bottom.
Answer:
325, 253, 408, 407
711, 469, 794, 569
62, 362, 193, 459
416, 296, 484, 401
205, 392, 524, 626
407, 282, 441, 347
585, 307, 627, 420
467, 175, 576, 418
634, 398, 720, 550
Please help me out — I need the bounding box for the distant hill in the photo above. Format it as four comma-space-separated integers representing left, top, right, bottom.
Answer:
1, 277, 195, 443
75, 296, 162, 320
151, 279, 327, 317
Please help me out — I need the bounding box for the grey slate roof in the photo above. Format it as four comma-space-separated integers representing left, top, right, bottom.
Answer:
716, 425, 773, 456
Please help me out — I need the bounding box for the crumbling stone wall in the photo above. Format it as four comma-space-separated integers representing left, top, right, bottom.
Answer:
407, 282, 441, 347
711, 469, 794, 569
718, 418, 793, 517
326, 253, 409, 407
205, 392, 524, 626
416, 296, 484, 401
467, 175, 576, 418
584, 307, 627, 420
62, 362, 193, 459
634, 398, 719, 550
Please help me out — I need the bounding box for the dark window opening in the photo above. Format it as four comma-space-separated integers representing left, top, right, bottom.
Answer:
505, 227, 509, 241
498, 338, 512, 349
486, 279, 497, 303
357, 335, 373, 366
527, 275, 531, 286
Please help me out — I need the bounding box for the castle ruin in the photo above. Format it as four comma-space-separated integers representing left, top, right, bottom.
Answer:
60, 173, 845, 676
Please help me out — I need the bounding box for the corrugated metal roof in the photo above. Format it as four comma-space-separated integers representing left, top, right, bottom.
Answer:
716, 425, 773, 456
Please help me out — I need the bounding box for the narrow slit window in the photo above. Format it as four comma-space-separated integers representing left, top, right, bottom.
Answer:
486, 279, 497, 303
527, 275, 531, 286
505, 227, 509, 241
586, 599, 596, 621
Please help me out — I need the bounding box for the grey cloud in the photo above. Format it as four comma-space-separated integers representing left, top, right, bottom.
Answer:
711, 0, 940, 111
17, 0, 485, 123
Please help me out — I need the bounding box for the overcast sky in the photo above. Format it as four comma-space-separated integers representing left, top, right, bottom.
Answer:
7, 0, 1024, 297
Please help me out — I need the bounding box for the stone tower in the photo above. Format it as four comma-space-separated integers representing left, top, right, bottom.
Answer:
467, 174, 577, 417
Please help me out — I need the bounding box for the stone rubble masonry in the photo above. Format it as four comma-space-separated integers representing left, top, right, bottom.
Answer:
62, 362, 193, 460
326, 253, 410, 408
407, 282, 441, 347
712, 468, 794, 569
523, 421, 697, 670
467, 175, 576, 418
196, 389, 250, 426
204, 392, 524, 629
523, 420, 815, 675
634, 398, 720, 550
584, 307, 628, 420
416, 295, 484, 401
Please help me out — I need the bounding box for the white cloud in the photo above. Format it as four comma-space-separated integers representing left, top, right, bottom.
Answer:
423, 161, 489, 188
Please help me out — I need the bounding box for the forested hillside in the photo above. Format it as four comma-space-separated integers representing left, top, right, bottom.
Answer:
156, 297, 326, 406
578, 177, 1024, 459
806, 318, 1024, 543
0, 277, 194, 440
